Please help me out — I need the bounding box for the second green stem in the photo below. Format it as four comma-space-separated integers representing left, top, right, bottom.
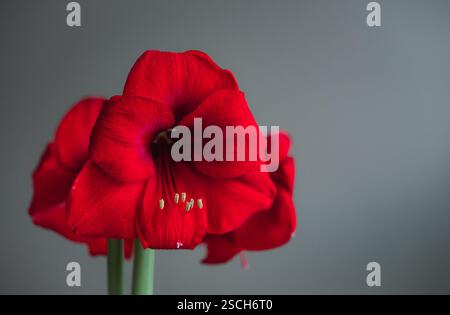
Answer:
132, 239, 155, 295
107, 239, 124, 295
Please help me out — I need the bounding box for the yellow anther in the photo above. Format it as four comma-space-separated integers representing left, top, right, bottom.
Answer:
197, 198, 203, 209
186, 199, 194, 212
174, 193, 179, 204
159, 198, 165, 210
181, 192, 186, 202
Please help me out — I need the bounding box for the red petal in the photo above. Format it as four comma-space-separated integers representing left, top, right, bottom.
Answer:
202, 234, 240, 264
29, 144, 116, 257
178, 89, 263, 178
185, 50, 238, 86
33, 203, 112, 257
272, 156, 295, 194
86, 239, 108, 256
66, 160, 145, 239
32, 203, 87, 243
123, 50, 238, 120
232, 139, 295, 249
278, 131, 292, 163
205, 170, 276, 234
29, 144, 77, 217
202, 135, 296, 263
268, 132, 295, 193
124, 240, 134, 259
202, 190, 295, 263
55, 97, 103, 170
89, 95, 174, 182
233, 189, 296, 251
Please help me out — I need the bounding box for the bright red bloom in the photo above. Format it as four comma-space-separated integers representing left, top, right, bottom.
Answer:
202, 132, 296, 264
67, 50, 277, 249
29, 98, 132, 257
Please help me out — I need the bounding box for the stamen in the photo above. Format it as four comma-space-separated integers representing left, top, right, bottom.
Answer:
174, 193, 180, 204
176, 241, 183, 249
185, 200, 192, 212
240, 252, 249, 270
197, 198, 203, 209
181, 192, 186, 202
159, 198, 165, 210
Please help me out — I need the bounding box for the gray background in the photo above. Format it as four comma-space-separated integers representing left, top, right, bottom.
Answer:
1, 0, 449, 294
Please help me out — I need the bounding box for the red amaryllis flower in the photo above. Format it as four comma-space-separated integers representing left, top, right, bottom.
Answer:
202, 132, 296, 264
67, 50, 277, 249
29, 97, 132, 257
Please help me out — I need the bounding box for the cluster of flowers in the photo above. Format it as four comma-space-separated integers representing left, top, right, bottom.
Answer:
28, 50, 296, 265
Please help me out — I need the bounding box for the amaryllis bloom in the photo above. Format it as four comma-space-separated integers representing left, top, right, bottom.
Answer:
202, 132, 296, 264
67, 50, 277, 249
29, 97, 132, 257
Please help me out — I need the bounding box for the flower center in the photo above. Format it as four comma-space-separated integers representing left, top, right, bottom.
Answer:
149, 131, 206, 249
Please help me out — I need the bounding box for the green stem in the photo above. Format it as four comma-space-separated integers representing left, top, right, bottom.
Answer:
107, 239, 124, 295
132, 239, 155, 295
